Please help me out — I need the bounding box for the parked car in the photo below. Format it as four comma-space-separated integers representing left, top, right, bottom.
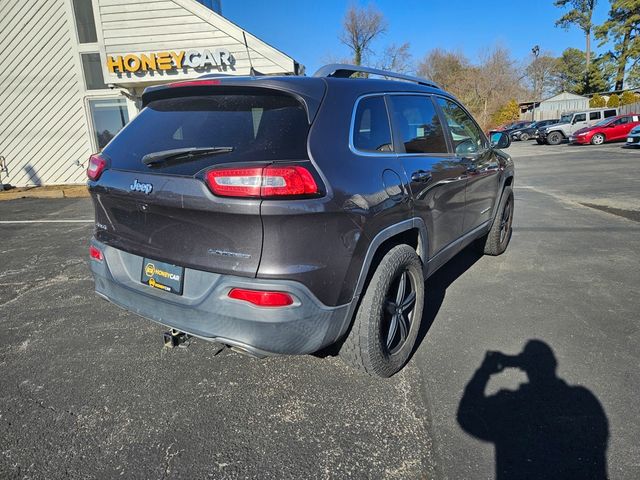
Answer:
87, 64, 514, 377
569, 114, 640, 145
489, 121, 532, 137
538, 108, 618, 145
510, 119, 559, 141
625, 124, 640, 147
490, 121, 522, 132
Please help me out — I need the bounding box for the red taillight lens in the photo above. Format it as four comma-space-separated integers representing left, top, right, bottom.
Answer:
89, 245, 103, 262
261, 166, 318, 197
228, 288, 294, 307
206, 167, 263, 197
87, 154, 107, 181
205, 166, 319, 198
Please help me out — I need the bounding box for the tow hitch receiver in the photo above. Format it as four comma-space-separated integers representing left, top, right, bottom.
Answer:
163, 329, 190, 348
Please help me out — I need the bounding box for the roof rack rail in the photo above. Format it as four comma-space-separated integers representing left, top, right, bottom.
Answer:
313, 64, 441, 89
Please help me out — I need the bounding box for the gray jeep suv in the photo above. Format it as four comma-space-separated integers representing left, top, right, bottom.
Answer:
87, 64, 514, 377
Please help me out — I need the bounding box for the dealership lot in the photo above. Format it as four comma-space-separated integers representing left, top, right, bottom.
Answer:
1, 142, 639, 479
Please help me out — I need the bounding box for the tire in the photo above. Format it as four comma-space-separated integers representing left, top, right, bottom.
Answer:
340, 244, 424, 377
475, 186, 514, 256
536, 139, 544, 145
520, 132, 530, 141
547, 131, 563, 145
591, 133, 605, 145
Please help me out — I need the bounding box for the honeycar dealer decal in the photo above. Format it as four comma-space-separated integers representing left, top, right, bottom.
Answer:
106, 48, 234, 73
145, 263, 181, 282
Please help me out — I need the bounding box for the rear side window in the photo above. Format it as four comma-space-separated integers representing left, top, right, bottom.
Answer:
352, 96, 392, 153
103, 93, 309, 175
389, 95, 448, 154
604, 109, 617, 118
590, 111, 601, 120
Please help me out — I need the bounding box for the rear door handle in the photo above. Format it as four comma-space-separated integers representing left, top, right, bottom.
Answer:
411, 171, 432, 183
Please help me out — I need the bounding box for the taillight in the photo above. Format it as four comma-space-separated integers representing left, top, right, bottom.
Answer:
228, 288, 294, 307
205, 166, 319, 198
89, 245, 103, 262
87, 154, 107, 181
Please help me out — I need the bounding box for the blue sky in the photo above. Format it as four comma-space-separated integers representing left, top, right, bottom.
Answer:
223, 0, 611, 74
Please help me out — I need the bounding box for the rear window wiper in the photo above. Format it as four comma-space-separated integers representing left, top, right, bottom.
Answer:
142, 146, 234, 167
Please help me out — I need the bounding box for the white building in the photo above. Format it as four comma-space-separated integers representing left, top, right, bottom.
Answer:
520, 92, 590, 121
0, 0, 302, 187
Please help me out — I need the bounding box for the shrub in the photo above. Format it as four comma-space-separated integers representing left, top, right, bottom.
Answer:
621, 91, 638, 106
589, 94, 606, 108
607, 94, 620, 108
492, 99, 521, 126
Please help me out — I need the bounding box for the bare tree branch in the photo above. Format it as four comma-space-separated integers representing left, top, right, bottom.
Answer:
339, 4, 387, 66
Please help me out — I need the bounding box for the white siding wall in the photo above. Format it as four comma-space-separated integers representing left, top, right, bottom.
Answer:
97, 0, 297, 85
0, 0, 300, 188
0, 0, 92, 186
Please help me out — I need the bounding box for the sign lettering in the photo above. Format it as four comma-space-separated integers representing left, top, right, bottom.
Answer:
106, 48, 234, 74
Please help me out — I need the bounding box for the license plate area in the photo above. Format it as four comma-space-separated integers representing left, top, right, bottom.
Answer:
141, 258, 184, 295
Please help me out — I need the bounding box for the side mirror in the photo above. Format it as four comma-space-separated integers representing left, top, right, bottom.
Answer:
490, 131, 510, 149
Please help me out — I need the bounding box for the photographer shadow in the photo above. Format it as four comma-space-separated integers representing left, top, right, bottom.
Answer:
457, 340, 609, 480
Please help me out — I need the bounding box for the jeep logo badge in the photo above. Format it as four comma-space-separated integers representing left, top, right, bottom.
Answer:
130, 179, 153, 194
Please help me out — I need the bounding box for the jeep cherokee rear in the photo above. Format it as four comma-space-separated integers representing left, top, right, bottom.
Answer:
88, 64, 514, 377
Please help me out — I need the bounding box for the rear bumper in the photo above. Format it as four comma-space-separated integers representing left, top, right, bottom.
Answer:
89, 239, 352, 355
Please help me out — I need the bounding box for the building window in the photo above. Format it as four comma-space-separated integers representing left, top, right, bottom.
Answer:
81, 53, 107, 90
72, 0, 98, 43
89, 99, 129, 150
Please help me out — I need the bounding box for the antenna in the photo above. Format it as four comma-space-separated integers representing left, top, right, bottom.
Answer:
242, 31, 256, 76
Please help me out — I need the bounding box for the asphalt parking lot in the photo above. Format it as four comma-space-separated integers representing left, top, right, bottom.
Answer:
1, 141, 639, 479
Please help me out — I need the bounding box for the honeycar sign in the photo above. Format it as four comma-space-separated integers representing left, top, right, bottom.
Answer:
106, 48, 235, 73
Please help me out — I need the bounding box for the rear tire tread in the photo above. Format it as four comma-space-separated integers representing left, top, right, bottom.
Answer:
340, 245, 424, 377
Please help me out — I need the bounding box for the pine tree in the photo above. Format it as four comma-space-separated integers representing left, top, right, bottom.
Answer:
595, 0, 640, 90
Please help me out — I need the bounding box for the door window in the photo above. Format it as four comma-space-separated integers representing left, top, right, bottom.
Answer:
436, 97, 486, 155
89, 98, 130, 150
352, 96, 393, 153
389, 96, 448, 154
573, 113, 586, 123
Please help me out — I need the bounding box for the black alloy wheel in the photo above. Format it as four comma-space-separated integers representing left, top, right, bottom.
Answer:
383, 269, 418, 355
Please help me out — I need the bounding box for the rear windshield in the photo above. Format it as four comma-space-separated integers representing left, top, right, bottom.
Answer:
103, 93, 310, 175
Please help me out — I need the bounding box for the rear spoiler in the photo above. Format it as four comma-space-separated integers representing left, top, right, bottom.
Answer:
141, 77, 326, 124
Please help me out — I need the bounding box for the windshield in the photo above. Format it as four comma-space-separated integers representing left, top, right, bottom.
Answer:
594, 118, 614, 127
103, 93, 310, 175
560, 114, 573, 123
